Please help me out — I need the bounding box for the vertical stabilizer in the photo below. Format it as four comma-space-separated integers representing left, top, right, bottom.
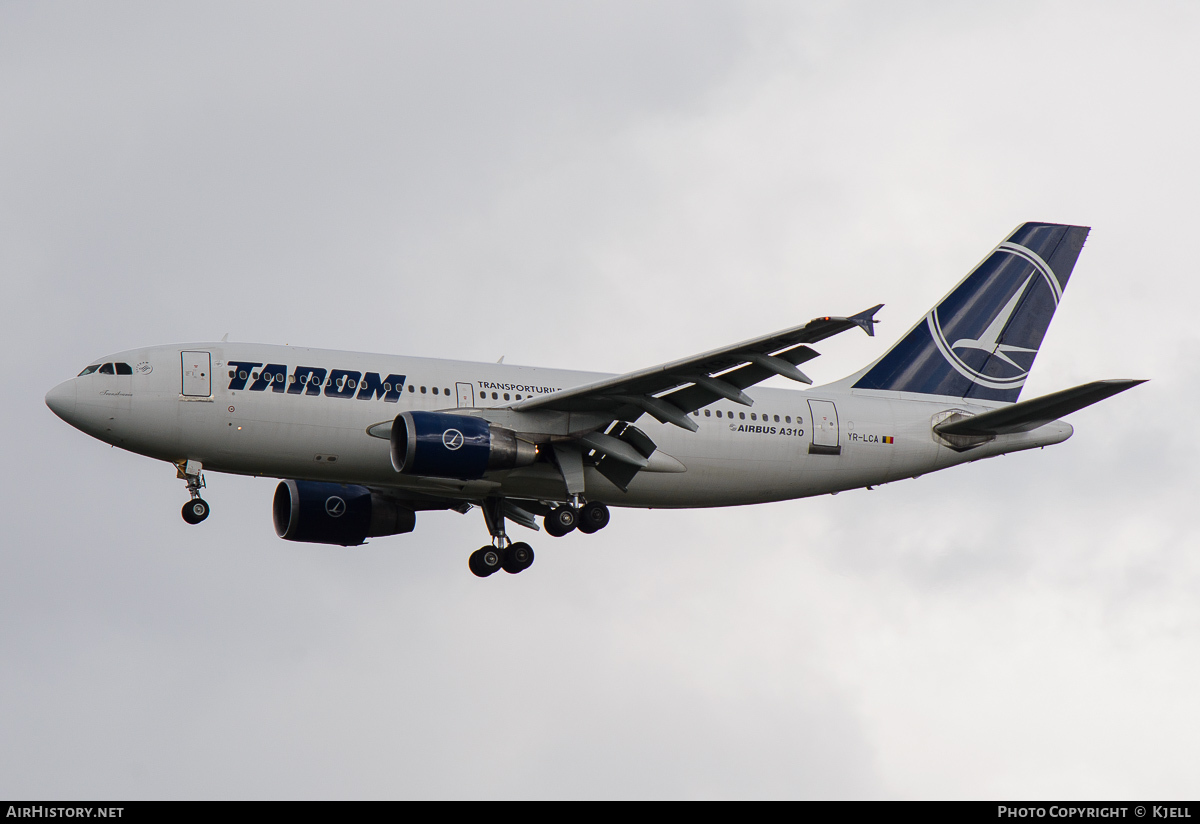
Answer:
851, 222, 1089, 403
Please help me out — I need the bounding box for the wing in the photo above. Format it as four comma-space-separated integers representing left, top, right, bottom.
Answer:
512, 304, 883, 431
379, 304, 884, 509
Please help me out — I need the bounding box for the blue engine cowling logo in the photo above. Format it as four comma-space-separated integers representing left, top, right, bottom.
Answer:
273, 480, 373, 545
391, 411, 493, 479
273, 480, 416, 545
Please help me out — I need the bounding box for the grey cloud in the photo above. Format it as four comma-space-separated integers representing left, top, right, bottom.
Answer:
3, 1, 1197, 799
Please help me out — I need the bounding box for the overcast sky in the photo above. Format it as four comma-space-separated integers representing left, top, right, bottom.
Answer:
3, 0, 1198, 799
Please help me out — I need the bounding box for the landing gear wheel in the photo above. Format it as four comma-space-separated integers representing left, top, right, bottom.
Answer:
577, 501, 610, 534
182, 498, 210, 525
544, 505, 578, 537
469, 546, 503, 578
502, 542, 535, 574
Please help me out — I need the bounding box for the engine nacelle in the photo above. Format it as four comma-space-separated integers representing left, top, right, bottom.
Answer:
272, 480, 416, 546
390, 411, 537, 480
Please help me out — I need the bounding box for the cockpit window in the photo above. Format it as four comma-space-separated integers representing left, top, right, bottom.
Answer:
78, 365, 100, 376
115, 362, 133, 375
98, 363, 115, 374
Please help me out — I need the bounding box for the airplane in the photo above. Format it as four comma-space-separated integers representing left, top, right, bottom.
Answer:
45, 222, 1143, 577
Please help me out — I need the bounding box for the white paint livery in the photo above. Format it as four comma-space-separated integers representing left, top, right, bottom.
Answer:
45, 222, 1143, 576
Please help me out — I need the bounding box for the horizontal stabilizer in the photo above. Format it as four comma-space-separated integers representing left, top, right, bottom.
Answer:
935, 379, 1146, 436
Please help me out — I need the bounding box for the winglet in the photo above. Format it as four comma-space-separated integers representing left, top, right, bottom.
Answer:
849, 304, 883, 337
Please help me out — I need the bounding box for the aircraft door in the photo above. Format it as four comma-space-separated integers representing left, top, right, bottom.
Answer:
181, 351, 212, 397
456, 382, 474, 408
807, 399, 841, 455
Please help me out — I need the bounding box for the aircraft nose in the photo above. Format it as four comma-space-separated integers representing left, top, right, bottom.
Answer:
45, 379, 77, 422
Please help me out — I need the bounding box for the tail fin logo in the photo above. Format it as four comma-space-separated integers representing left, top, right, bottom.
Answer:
852, 223, 1087, 402
926, 242, 1061, 391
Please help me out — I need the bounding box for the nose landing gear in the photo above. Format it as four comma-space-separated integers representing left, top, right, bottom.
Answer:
182, 498, 210, 524
176, 459, 210, 525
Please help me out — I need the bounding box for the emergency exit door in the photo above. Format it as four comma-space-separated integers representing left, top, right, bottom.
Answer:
808, 399, 841, 455
181, 351, 211, 397
456, 382, 475, 408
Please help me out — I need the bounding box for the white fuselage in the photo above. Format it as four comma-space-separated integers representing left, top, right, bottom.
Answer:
46, 342, 1072, 509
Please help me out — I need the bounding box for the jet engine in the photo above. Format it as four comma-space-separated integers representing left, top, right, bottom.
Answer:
272, 480, 416, 546
390, 411, 536, 480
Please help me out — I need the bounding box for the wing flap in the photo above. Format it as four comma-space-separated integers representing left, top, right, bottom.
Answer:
658, 344, 821, 413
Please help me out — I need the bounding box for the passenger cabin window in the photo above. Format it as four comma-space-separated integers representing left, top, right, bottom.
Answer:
115, 363, 133, 375
99, 363, 115, 374
78, 365, 100, 376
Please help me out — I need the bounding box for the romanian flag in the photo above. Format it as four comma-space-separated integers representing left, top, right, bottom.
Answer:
883, 436, 894, 444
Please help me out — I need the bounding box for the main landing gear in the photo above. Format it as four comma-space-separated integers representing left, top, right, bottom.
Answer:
176, 459, 210, 525
470, 497, 534, 578
468, 497, 611, 578
544, 500, 610, 536
468, 542, 534, 577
